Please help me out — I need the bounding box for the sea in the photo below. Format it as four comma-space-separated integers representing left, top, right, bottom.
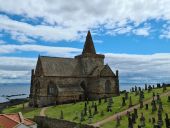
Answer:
0, 83, 157, 103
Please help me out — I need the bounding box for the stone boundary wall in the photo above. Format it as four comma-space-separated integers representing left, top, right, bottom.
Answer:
34, 116, 99, 128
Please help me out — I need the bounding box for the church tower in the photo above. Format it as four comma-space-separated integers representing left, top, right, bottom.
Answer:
75, 31, 105, 75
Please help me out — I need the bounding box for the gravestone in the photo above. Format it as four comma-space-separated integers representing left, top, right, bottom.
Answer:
140, 100, 143, 109
94, 103, 98, 114
167, 96, 170, 102
125, 92, 128, 100
132, 113, 136, 124
129, 96, 133, 107
116, 116, 120, 127
140, 113, 145, 127
158, 101, 163, 111
98, 98, 101, 105
134, 108, 138, 118
128, 115, 133, 128
145, 104, 148, 110
165, 113, 170, 128
145, 84, 148, 90
151, 99, 157, 112
122, 97, 126, 106
152, 117, 156, 124
157, 110, 163, 127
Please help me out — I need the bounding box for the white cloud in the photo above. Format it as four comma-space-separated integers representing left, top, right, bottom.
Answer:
0, 0, 170, 42
0, 44, 82, 57
132, 26, 150, 36
0, 53, 170, 84
0, 40, 6, 44
105, 53, 170, 83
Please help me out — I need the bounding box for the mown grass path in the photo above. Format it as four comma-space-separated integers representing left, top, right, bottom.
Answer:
40, 106, 49, 116
92, 90, 170, 127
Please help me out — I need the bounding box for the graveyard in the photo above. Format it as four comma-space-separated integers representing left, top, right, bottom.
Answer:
2, 84, 170, 128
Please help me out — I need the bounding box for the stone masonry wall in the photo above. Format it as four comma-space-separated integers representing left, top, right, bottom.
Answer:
34, 116, 99, 128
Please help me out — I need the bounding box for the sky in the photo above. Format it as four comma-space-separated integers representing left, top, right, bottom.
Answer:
0, 0, 170, 84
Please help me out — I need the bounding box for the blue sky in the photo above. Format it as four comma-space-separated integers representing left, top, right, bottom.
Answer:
0, 0, 170, 84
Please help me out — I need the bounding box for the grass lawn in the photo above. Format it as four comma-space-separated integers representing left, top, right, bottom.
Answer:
2, 102, 40, 119
45, 87, 170, 124
101, 94, 170, 128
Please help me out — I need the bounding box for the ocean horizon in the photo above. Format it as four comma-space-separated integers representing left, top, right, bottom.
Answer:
0, 82, 159, 103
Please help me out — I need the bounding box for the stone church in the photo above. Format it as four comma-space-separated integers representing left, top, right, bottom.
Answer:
29, 31, 119, 107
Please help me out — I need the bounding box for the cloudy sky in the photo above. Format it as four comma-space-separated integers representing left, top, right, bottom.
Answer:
0, 0, 170, 84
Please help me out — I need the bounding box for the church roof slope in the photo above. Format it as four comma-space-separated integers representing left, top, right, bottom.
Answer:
37, 56, 81, 76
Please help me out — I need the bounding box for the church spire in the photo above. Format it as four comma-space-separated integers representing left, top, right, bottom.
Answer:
82, 31, 96, 54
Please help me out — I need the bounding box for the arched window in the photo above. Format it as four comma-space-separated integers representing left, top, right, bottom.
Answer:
34, 81, 40, 95
80, 81, 86, 90
48, 82, 56, 96
80, 81, 87, 99
105, 80, 112, 94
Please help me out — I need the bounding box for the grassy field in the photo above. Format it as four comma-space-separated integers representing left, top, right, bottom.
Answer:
101, 94, 170, 128
2, 103, 40, 119
2, 86, 170, 125
45, 87, 170, 124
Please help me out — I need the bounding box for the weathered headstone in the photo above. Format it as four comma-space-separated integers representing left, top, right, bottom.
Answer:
145, 104, 148, 110
140, 113, 145, 127
134, 108, 138, 118
158, 101, 163, 111
129, 96, 133, 107
157, 83, 161, 88
125, 91, 128, 100
151, 99, 157, 112
152, 117, 156, 124
94, 103, 98, 115
98, 98, 101, 105
60, 110, 64, 119
145, 84, 148, 90
128, 115, 133, 128
132, 113, 136, 124
122, 97, 126, 106
165, 113, 170, 128
157, 110, 163, 127
168, 96, 170, 102
116, 116, 120, 127
140, 100, 143, 109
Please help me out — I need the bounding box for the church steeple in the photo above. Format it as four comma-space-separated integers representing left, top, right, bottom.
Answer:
82, 31, 96, 54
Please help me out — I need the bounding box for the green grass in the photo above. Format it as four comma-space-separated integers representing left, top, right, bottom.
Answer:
2, 103, 40, 119
45, 87, 170, 124
101, 94, 170, 128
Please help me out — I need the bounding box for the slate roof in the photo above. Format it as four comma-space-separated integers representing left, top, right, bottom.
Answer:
38, 56, 81, 76
82, 31, 96, 54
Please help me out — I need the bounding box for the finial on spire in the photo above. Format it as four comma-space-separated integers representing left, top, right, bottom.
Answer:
82, 30, 96, 54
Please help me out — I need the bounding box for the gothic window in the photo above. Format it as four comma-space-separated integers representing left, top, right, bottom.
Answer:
105, 80, 112, 94
48, 82, 56, 96
35, 81, 40, 95
80, 81, 87, 99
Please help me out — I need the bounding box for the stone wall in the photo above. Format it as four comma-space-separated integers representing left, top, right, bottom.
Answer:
34, 116, 99, 128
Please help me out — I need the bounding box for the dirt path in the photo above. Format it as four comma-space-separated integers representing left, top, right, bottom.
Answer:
93, 91, 170, 127
40, 107, 49, 116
